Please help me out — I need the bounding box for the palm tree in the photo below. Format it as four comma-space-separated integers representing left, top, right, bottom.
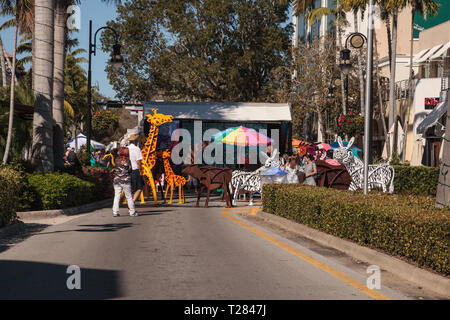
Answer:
0, 36, 7, 87
401, 0, 439, 162
2, 0, 33, 164
31, 0, 55, 171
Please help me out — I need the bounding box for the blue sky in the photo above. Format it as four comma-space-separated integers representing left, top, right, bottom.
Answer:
0, 1, 119, 99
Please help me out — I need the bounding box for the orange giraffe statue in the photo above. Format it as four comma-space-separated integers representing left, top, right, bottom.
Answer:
141, 109, 173, 204
162, 149, 189, 204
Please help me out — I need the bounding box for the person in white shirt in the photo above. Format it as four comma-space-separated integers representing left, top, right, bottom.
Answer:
127, 134, 144, 202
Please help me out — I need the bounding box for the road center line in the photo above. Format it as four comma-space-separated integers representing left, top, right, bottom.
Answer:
222, 208, 391, 300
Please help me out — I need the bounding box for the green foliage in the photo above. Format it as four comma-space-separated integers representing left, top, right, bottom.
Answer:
0, 167, 21, 227
28, 172, 95, 210
76, 151, 91, 167
102, 0, 291, 102
78, 167, 114, 201
337, 112, 364, 139
262, 184, 450, 275
393, 165, 439, 196
0, 160, 38, 211
92, 109, 119, 143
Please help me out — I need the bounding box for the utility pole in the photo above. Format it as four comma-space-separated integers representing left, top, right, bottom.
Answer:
363, 0, 374, 195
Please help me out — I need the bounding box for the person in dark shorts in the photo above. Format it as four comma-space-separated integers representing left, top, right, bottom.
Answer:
127, 134, 144, 202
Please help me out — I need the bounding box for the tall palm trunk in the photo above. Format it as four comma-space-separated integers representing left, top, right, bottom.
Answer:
1, 40, 17, 84
401, 7, 416, 162
388, 10, 398, 158
354, 11, 365, 115
31, 0, 55, 172
0, 36, 7, 87
374, 31, 390, 158
2, 16, 19, 164
52, 2, 67, 170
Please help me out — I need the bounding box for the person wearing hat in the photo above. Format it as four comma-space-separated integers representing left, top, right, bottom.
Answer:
127, 134, 144, 202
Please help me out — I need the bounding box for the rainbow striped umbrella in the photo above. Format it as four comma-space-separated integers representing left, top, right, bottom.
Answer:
212, 126, 273, 147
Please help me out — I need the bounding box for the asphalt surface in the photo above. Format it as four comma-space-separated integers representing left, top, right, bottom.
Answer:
0, 195, 440, 300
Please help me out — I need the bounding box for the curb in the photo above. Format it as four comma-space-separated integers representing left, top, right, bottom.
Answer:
0, 221, 25, 238
255, 210, 450, 298
16, 198, 113, 220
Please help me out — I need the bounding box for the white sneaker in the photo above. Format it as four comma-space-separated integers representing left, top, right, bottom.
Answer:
130, 212, 139, 217
113, 213, 120, 217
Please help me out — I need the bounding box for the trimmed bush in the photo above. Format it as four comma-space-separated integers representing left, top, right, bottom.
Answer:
77, 167, 114, 201
0, 168, 21, 227
263, 184, 450, 275
393, 165, 439, 196
28, 172, 95, 210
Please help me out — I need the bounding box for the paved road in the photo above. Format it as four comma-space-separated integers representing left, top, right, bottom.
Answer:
0, 196, 438, 300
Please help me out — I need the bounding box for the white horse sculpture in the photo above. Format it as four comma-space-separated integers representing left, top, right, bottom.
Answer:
231, 149, 282, 206
333, 136, 395, 193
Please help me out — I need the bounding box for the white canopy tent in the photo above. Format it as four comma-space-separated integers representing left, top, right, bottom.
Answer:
66, 134, 106, 151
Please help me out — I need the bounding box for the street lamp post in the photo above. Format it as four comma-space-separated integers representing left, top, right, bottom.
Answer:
339, 32, 367, 115
363, 0, 375, 194
87, 20, 124, 160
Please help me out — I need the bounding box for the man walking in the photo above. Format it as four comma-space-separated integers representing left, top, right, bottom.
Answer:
127, 134, 144, 203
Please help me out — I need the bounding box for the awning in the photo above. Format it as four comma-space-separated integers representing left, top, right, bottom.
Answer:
430, 41, 450, 60
144, 102, 292, 122
417, 90, 448, 134
416, 44, 443, 63
405, 48, 429, 67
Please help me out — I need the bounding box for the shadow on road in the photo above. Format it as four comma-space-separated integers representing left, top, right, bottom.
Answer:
0, 223, 49, 254
0, 260, 122, 299
35, 223, 134, 236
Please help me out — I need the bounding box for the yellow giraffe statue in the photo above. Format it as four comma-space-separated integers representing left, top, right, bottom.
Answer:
141, 109, 173, 204
162, 149, 189, 204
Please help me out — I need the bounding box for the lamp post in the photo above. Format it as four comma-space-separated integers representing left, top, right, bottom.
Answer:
87, 20, 124, 160
339, 32, 367, 114
363, 0, 374, 194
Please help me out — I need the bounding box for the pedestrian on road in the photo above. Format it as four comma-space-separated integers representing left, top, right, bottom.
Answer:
112, 147, 137, 217
127, 134, 145, 203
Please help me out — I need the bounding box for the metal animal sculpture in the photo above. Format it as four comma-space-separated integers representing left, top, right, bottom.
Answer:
141, 109, 174, 204
231, 149, 282, 206
162, 150, 189, 204
333, 136, 395, 193
182, 165, 233, 208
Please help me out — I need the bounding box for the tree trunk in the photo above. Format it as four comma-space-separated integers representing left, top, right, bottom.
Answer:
435, 96, 449, 207
52, 3, 67, 170
31, 0, 55, 172
1, 41, 17, 84
385, 17, 392, 72
0, 36, 7, 87
2, 19, 19, 164
354, 12, 365, 115
374, 31, 390, 159
388, 10, 398, 159
401, 8, 416, 163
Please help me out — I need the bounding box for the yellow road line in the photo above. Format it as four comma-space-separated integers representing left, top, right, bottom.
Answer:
221, 208, 391, 300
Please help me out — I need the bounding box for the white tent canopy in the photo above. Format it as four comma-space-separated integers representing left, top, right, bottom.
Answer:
66, 134, 106, 151
144, 102, 292, 122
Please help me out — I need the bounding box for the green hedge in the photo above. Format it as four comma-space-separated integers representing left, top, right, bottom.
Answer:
262, 184, 450, 275
28, 172, 95, 210
393, 165, 439, 196
0, 168, 21, 227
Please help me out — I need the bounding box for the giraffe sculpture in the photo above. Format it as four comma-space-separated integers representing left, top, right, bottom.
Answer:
141, 109, 174, 204
162, 149, 190, 204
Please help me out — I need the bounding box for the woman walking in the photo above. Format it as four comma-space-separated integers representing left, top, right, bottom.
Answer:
112, 147, 138, 217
